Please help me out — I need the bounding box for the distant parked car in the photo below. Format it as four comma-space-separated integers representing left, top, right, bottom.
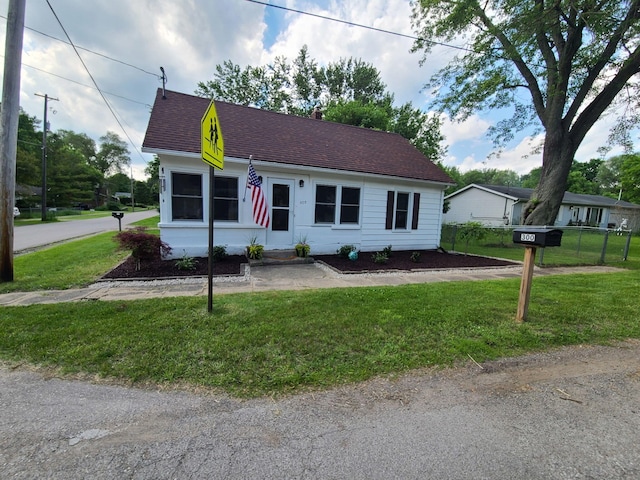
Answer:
13, 207, 20, 217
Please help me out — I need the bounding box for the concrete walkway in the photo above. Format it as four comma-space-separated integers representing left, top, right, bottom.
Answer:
0, 262, 624, 306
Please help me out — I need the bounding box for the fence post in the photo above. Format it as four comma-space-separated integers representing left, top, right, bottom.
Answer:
599, 230, 609, 264
623, 231, 632, 261
451, 224, 457, 251
576, 227, 583, 256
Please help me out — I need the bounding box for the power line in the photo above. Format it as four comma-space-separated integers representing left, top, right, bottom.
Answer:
245, 0, 475, 55
44, 0, 147, 164
0, 55, 152, 107
246, 0, 550, 71
0, 14, 161, 79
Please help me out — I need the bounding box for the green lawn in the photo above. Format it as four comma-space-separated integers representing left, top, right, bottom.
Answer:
2, 222, 639, 398
442, 225, 639, 269
1, 270, 639, 398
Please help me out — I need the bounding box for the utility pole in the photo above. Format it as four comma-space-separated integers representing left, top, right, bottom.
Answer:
35, 93, 59, 221
130, 163, 135, 212
0, 0, 26, 282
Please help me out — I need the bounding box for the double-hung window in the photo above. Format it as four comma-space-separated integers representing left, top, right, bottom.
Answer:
213, 176, 238, 221
172, 172, 203, 221
386, 191, 421, 230
315, 185, 361, 225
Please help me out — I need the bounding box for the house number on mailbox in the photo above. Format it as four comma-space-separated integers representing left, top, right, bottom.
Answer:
520, 233, 536, 242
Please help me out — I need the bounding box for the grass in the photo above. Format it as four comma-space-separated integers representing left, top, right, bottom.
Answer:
1, 221, 639, 398
3, 214, 160, 293
1, 232, 129, 293
1, 270, 639, 398
442, 226, 640, 269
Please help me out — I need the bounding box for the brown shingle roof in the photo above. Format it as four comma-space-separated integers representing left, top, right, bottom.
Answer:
143, 89, 453, 184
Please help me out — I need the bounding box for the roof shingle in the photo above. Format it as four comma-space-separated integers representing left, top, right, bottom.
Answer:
142, 89, 453, 184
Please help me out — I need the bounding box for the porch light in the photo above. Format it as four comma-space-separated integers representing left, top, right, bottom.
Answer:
299, 179, 304, 188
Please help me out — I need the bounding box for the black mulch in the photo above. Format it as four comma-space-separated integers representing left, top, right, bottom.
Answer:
103, 250, 518, 279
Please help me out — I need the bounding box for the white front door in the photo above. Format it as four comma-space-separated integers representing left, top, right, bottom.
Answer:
267, 178, 294, 247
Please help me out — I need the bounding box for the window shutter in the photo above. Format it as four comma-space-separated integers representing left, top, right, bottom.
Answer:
385, 191, 394, 230
412, 193, 420, 230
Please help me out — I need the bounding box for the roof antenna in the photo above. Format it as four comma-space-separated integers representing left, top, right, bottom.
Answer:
160, 66, 167, 99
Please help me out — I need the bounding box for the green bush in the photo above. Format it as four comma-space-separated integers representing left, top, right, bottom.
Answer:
337, 244, 357, 258
371, 251, 389, 264
175, 253, 198, 271
211, 245, 228, 262
114, 227, 171, 270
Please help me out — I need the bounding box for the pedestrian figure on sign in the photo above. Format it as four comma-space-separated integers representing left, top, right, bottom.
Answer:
209, 118, 219, 154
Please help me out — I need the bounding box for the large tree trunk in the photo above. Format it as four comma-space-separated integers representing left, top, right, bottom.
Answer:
523, 129, 575, 226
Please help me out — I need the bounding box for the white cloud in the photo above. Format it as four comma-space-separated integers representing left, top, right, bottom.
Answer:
1, 0, 637, 183
440, 113, 491, 144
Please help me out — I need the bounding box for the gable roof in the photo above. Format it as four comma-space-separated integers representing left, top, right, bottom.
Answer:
447, 183, 640, 209
142, 89, 453, 185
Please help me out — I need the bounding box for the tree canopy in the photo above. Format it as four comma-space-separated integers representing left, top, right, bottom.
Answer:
411, 0, 640, 224
14, 109, 145, 210
196, 46, 447, 163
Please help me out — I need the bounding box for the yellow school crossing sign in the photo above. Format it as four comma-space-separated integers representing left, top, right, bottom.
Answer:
201, 100, 224, 169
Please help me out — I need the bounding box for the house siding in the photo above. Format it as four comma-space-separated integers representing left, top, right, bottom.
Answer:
444, 189, 516, 226
157, 155, 446, 258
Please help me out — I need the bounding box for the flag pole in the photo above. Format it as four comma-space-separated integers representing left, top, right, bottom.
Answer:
242, 154, 253, 202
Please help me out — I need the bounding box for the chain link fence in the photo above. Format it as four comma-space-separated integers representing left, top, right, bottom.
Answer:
441, 223, 633, 266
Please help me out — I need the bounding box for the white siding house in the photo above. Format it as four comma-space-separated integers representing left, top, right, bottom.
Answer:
444, 184, 640, 229
143, 90, 454, 258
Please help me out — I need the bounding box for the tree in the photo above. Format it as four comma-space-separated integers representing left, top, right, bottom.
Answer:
619, 153, 640, 203
520, 167, 542, 189
390, 104, 447, 162
16, 109, 41, 187
461, 168, 520, 187
599, 153, 640, 202
91, 131, 130, 177
411, 0, 640, 225
144, 156, 160, 204
324, 100, 391, 130
46, 132, 101, 207
566, 159, 603, 195
196, 47, 447, 163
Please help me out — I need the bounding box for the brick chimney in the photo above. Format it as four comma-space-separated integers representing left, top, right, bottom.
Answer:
310, 106, 322, 120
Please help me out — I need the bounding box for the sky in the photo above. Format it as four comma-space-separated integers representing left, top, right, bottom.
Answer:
0, 0, 635, 181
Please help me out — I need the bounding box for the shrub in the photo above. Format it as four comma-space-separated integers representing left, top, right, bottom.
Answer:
175, 253, 198, 271
337, 244, 357, 258
382, 244, 393, 257
114, 227, 171, 270
371, 251, 389, 264
211, 245, 228, 262
458, 221, 487, 255
410, 251, 421, 263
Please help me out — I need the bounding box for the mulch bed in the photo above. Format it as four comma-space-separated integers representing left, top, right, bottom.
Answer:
103, 250, 518, 279
102, 255, 247, 279
314, 249, 518, 273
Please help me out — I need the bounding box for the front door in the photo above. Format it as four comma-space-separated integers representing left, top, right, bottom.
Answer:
267, 179, 294, 247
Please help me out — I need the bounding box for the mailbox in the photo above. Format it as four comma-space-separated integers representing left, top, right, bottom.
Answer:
111, 212, 124, 220
512, 228, 562, 248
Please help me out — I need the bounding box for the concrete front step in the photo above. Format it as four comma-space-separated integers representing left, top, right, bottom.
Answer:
248, 249, 314, 266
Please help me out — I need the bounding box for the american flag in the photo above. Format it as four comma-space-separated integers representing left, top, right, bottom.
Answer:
247, 164, 270, 228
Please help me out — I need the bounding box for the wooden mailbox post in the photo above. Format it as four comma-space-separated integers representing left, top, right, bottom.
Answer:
512, 228, 563, 322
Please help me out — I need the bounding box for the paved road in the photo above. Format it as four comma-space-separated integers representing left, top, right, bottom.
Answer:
13, 210, 158, 253
1, 340, 639, 479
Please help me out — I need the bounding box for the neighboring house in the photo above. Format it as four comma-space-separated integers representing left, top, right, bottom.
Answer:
443, 184, 640, 229
142, 89, 454, 258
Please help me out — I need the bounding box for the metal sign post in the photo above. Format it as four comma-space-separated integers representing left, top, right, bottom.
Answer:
201, 100, 224, 313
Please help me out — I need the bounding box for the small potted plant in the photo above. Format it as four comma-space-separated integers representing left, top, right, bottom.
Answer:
246, 234, 264, 260
295, 235, 311, 258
